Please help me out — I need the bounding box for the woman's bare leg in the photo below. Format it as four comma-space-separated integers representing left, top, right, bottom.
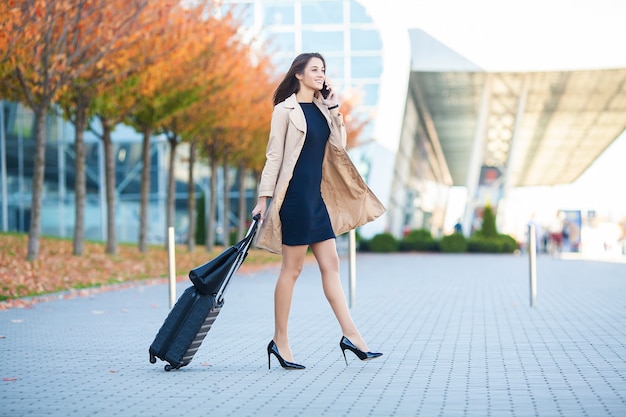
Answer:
310, 239, 370, 352
273, 244, 308, 362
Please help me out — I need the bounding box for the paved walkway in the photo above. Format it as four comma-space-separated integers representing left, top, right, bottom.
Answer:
1, 253, 625, 417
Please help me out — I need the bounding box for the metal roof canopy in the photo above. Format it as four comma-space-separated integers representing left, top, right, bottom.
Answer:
411, 68, 626, 187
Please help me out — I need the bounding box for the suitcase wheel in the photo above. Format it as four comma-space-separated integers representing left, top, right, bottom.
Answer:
149, 352, 157, 364
164, 364, 173, 372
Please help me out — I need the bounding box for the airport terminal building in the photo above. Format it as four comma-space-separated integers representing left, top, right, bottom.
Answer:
2, 0, 626, 245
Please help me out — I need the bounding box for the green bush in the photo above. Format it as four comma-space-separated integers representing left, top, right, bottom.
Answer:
400, 229, 437, 252
357, 239, 370, 252
439, 233, 467, 253
468, 235, 499, 253
355, 231, 370, 252
467, 234, 518, 253
368, 233, 398, 253
498, 234, 519, 253
480, 204, 498, 237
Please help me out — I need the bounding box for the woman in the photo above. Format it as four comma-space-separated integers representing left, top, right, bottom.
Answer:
252, 52, 386, 370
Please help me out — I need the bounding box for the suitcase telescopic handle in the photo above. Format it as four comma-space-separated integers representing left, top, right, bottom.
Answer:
248, 213, 261, 235
215, 214, 261, 303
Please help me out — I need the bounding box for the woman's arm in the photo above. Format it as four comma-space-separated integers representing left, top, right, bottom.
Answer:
252, 106, 288, 221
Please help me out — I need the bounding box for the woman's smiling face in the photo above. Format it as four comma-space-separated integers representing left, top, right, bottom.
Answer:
297, 57, 326, 93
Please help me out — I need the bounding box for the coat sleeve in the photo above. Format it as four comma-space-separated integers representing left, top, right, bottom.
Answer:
331, 112, 347, 149
258, 106, 288, 198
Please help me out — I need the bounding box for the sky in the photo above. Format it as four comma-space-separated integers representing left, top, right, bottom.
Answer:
365, 0, 626, 71
362, 0, 626, 235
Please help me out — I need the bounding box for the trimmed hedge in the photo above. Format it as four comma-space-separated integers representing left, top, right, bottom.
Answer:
368, 233, 398, 253
399, 229, 438, 252
467, 234, 518, 253
361, 230, 517, 254
439, 233, 467, 253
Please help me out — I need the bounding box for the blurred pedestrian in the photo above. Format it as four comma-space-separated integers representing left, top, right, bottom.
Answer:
454, 219, 463, 234
548, 210, 565, 256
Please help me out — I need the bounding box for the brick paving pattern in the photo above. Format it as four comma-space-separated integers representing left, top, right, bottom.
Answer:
1, 253, 625, 417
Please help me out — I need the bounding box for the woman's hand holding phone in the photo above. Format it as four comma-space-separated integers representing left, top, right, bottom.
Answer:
320, 82, 331, 99
320, 82, 339, 109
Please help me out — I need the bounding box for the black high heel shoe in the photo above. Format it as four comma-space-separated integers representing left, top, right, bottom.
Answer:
267, 340, 305, 370
340, 336, 383, 365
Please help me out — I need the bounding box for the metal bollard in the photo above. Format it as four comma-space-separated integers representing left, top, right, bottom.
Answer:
528, 224, 537, 307
348, 229, 357, 308
168, 227, 176, 309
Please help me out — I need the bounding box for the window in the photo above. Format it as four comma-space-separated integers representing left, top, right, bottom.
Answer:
302, 1, 343, 25
351, 56, 382, 78
222, 2, 254, 27
351, 29, 382, 51
351, 83, 379, 106
323, 56, 345, 80
271, 55, 295, 74
263, 3, 295, 26
349, 1, 374, 23
302, 30, 343, 52
267, 31, 295, 52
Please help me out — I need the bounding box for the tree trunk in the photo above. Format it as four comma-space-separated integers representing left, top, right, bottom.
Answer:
138, 127, 151, 253
206, 145, 217, 252
26, 105, 47, 261
187, 140, 196, 252
222, 154, 230, 245
72, 99, 87, 256
237, 162, 247, 242
165, 134, 177, 251
253, 171, 260, 202
102, 119, 117, 255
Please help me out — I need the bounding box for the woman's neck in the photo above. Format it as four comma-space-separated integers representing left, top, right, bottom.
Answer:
296, 88, 315, 103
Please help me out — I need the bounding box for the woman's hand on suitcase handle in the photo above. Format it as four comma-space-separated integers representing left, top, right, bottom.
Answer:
252, 197, 268, 223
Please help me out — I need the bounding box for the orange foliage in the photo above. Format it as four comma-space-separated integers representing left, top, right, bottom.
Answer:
167, 14, 269, 166
2, 1, 160, 105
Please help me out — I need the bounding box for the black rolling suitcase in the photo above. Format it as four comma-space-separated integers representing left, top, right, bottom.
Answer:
149, 215, 260, 371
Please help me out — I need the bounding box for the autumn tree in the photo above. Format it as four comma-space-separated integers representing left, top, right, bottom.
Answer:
0, 0, 152, 261
88, 78, 140, 255
158, 7, 246, 251
122, 1, 220, 253
57, 0, 167, 256
173, 16, 258, 251
226, 55, 275, 241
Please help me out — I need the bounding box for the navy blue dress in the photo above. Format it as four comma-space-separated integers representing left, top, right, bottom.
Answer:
279, 103, 335, 246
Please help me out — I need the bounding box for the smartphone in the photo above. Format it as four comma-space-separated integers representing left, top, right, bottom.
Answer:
320, 82, 330, 99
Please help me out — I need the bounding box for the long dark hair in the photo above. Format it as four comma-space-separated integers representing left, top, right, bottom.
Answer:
273, 52, 326, 106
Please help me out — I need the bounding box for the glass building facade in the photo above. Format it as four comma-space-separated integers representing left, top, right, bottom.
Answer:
0, 100, 239, 244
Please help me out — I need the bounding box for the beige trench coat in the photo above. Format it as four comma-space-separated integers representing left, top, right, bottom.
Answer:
254, 93, 386, 254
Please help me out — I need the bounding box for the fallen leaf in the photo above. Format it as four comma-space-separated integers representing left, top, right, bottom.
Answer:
3, 378, 17, 381
109, 370, 118, 373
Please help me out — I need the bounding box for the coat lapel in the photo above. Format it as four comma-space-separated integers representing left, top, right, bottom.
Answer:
285, 94, 306, 133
